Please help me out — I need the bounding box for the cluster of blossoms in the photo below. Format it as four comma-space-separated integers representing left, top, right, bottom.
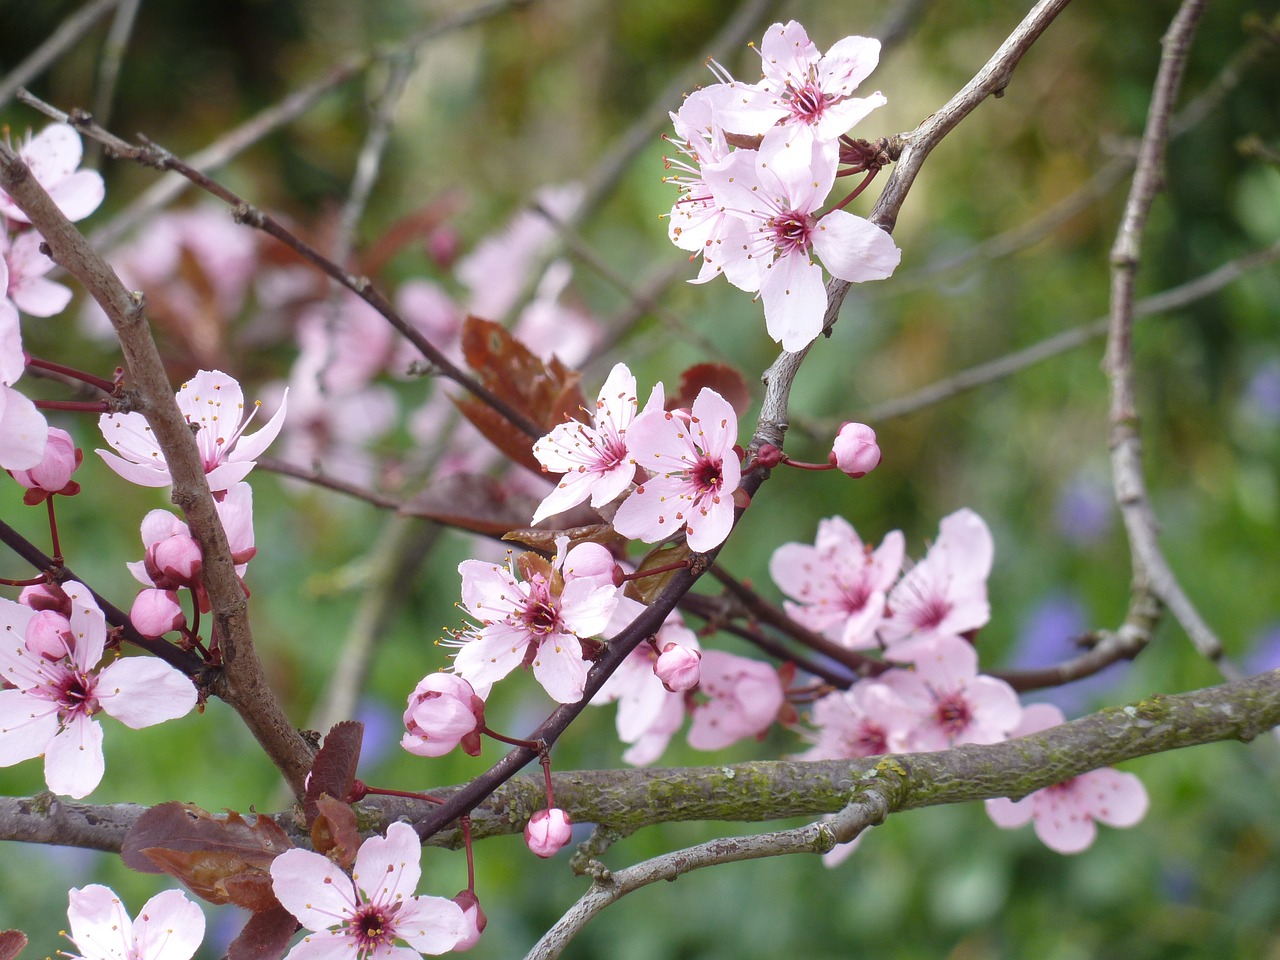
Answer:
1, 124, 104, 471
776, 510, 1148, 854
665, 21, 902, 351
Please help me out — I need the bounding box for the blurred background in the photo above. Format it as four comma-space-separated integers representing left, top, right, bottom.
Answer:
2, 0, 1280, 957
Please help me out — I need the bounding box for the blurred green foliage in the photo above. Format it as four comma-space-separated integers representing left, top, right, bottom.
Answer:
3, 0, 1280, 958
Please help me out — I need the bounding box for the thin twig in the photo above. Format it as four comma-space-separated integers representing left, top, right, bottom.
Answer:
0, 0, 120, 108
858, 240, 1280, 422
84, 0, 141, 166
1103, 0, 1231, 671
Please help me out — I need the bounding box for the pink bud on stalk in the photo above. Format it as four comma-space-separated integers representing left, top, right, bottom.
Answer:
524, 808, 573, 858
401, 674, 486, 757
829, 422, 881, 478
8, 427, 82, 503
654, 641, 702, 692
130, 588, 187, 638
451, 890, 488, 951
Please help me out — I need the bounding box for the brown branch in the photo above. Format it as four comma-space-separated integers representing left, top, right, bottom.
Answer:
0, 142, 315, 795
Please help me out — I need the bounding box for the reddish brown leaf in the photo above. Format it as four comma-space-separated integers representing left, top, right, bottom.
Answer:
312, 795, 361, 870
122, 803, 294, 908
303, 721, 363, 827
454, 317, 587, 473
501, 522, 621, 553
0, 930, 27, 960
670, 363, 752, 417
400, 473, 543, 536
227, 905, 298, 960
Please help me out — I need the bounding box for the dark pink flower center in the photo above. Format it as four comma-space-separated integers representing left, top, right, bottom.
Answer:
692, 457, 724, 496
349, 903, 397, 955
850, 721, 887, 756
934, 693, 972, 736
785, 80, 833, 125
765, 210, 816, 257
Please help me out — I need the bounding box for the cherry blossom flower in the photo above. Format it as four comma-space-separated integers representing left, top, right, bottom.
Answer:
701, 128, 900, 351
98, 369, 287, 490
401, 674, 486, 758
798, 678, 909, 761
592, 617, 700, 765
524, 808, 573, 858
770, 517, 904, 650
3, 230, 73, 317
0, 581, 198, 798
270, 821, 467, 960
8, 425, 81, 503
985, 703, 1149, 853
875, 636, 1020, 751
710, 22, 887, 147
129, 589, 186, 638
0, 297, 47, 472
0, 124, 105, 225
880, 507, 994, 662
64, 884, 204, 960
829, 421, 881, 477
449, 539, 622, 703
531, 362, 664, 524
613, 387, 741, 553
450, 891, 486, 952
688, 650, 784, 751
654, 641, 701, 692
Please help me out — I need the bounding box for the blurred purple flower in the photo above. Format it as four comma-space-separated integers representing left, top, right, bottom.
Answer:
356, 698, 399, 774
1010, 592, 1123, 714
1054, 472, 1114, 546
1243, 359, 1280, 423
1246, 623, 1280, 675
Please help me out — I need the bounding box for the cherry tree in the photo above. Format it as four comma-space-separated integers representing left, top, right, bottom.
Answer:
1, 1, 1278, 958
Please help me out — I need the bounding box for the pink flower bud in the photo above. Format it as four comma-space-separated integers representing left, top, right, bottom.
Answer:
451, 890, 487, 952
20, 581, 72, 617
25, 610, 74, 660
401, 674, 486, 758
147, 533, 203, 588
654, 641, 702, 692
9, 427, 82, 502
130, 588, 187, 638
524, 808, 573, 858
829, 422, 881, 478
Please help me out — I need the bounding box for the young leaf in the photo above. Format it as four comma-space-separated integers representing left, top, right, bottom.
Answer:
670, 363, 751, 416
303, 720, 364, 827
227, 904, 298, 960
0, 930, 27, 960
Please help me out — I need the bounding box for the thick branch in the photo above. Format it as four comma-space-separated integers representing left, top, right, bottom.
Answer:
0, 144, 315, 795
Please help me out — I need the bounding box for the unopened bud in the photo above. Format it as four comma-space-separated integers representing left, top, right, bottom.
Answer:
829, 422, 881, 478
524, 808, 573, 858
654, 641, 702, 692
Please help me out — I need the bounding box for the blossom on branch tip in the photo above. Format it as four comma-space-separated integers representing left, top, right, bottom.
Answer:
97, 369, 287, 490
270, 821, 467, 959
524, 808, 573, 858
64, 884, 204, 960
612, 387, 741, 553
0, 581, 198, 798
985, 703, 1149, 853
531, 362, 664, 524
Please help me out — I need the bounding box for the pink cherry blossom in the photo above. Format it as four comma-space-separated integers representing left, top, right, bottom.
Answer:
735, 22, 887, 145
612, 387, 741, 553
270, 820, 467, 960
449, 539, 622, 703
98, 369, 287, 490
798, 678, 909, 761
64, 884, 204, 960
654, 641, 702, 692
0, 298, 48, 471
401, 673, 486, 758
687, 650, 784, 751
985, 703, 1149, 853
770, 517, 904, 650
0, 581, 198, 798
701, 128, 900, 350
875, 636, 1021, 751
880, 508, 994, 661
129, 589, 187, 638
592, 617, 700, 765
3, 230, 73, 317
0, 124, 105, 225
829, 421, 881, 477
524, 808, 573, 858
531, 362, 664, 524
8, 425, 81, 501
